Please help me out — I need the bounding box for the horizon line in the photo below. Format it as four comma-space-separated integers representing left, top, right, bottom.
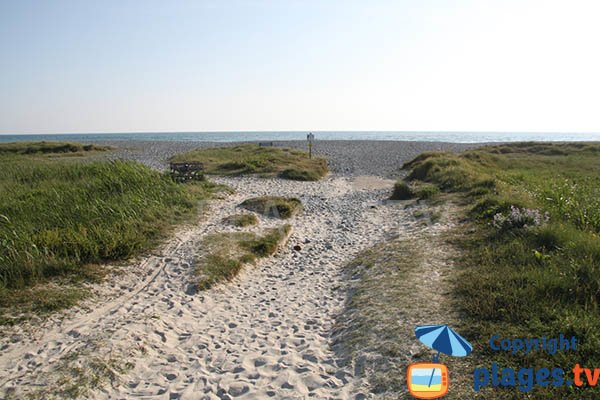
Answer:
1, 130, 600, 135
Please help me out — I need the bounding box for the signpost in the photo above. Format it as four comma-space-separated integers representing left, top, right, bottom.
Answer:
307, 132, 315, 159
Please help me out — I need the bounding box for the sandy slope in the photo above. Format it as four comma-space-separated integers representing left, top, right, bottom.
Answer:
0, 175, 404, 399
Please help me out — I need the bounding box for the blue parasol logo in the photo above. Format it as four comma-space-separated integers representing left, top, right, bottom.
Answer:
407, 324, 473, 399
415, 324, 473, 362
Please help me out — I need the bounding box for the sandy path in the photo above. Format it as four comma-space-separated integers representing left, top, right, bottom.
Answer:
0, 175, 402, 399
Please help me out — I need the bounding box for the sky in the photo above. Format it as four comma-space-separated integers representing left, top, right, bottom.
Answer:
1, 0, 600, 134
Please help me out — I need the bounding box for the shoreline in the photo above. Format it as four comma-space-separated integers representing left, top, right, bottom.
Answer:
1, 131, 599, 144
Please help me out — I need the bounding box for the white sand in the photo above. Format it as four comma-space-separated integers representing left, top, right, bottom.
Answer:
0, 175, 406, 399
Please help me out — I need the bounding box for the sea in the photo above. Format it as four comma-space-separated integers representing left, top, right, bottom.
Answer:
0, 131, 598, 143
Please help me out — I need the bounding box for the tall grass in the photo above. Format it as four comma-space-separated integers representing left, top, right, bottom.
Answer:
170, 144, 328, 181
403, 142, 600, 398
0, 156, 210, 289
534, 177, 600, 233
0, 141, 110, 154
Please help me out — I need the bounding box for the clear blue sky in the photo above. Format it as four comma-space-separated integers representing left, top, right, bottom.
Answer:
1, 0, 599, 133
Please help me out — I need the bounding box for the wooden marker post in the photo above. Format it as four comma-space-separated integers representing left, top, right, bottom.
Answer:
307, 132, 315, 159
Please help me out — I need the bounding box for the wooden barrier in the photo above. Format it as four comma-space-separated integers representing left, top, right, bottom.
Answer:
169, 162, 205, 182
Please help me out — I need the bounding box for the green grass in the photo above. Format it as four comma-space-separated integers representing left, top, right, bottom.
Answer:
0, 285, 86, 326
239, 196, 302, 219
402, 142, 600, 398
0, 141, 111, 155
196, 225, 291, 289
390, 181, 440, 201
0, 148, 222, 321
170, 144, 328, 181
334, 204, 472, 398
334, 240, 423, 394
223, 213, 259, 227
390, 181, 415, 200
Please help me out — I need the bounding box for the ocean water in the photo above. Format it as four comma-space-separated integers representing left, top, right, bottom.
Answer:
0, 131, 598, 143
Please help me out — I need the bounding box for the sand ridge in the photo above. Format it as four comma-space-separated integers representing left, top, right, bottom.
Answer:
0, 175, 405, 399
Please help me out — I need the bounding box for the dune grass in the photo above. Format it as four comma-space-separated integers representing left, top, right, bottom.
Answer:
390, 181, 439, 201
239, 196, 302, 219
170, 144, 328, 181
334, 240, 423, 394
0, 141, 111, 155
0, 147, 221, 322
402, 142, 600, 398
196, 225, 291, 289
223, 213, 259, 227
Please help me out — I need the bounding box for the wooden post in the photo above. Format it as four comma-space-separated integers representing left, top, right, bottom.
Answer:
307, 132, 314, 159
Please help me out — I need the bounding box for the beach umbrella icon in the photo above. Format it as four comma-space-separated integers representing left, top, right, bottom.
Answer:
415, 324, 473, 389
415, 324, 473, 362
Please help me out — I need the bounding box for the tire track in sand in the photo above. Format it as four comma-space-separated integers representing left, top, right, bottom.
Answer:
0, 175, 405, 399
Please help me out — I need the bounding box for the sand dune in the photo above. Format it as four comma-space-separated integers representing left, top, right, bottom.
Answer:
0, 174, 413, 399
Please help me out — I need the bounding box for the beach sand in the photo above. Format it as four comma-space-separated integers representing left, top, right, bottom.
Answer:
0, 140, 468, 399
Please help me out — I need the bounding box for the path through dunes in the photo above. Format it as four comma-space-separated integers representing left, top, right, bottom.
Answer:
0, 175, 406, 399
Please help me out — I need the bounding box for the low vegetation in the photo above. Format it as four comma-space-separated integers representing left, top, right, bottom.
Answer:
334, 240, 423, 394
223, 213, 259, 227
334, 201, 474, 398
402, 142, 600, 398
196, 225, 291, 289
0, 143, 222, 322
170, 144, 328, 181
240, 196, 302, 219
0, 141, 110, 155
0, 285, 86, 326
390, 181, 439, 201
17, 345, 136, 399
390, 181, 414, 200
